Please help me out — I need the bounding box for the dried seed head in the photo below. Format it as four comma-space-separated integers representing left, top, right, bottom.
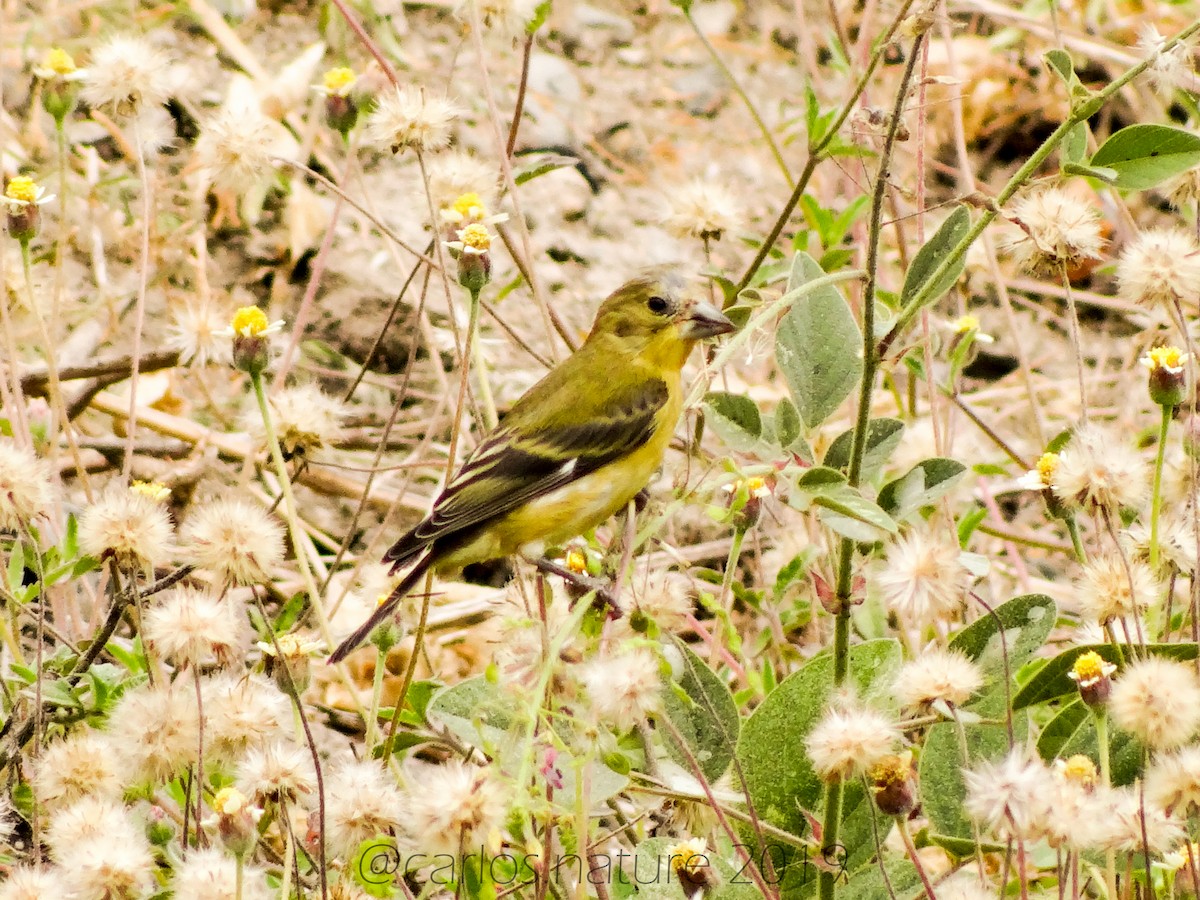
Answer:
876, 529, 971, 624
367, 85, 461, 154
80, 34, 175, 118
167, 299, 233, 366
171, 847, 273, 900
893, 647, 983, 710
1146, 746, 1200, 817
578, 647, 662, 731
78, 483, 174, 574
662, 178, 744, 243
34, 729, 125, 809
236, 739, 317, 807
405, 760, 508, 856
1051, 423, 1148, 515
192, 107, 285, 194
1075, 554, 1158, 625
322, 757, 406, 859
1110, 657, 1200, 749
0, 439, 52, 529
1005, 188, 1105, 276
105, 682, 199, 787
144, 587, 250, 669
963, 750, 1053, 840
250, 383, 346, 459
202, 672, 292, 762
181, 497, 285, 585
806, 700, 899, 781
1117, 229, 1200, 312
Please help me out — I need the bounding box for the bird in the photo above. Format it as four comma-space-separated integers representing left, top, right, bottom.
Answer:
329, 271, 734, 663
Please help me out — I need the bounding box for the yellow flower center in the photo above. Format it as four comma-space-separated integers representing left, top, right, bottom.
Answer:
745, 476, 767, 495
667, 840, 708, 875
452, 192, 484, 217
1035, 452, 1059, 486
322, 67, 356, 95
43, 48, 76, 76
276, 633, 306, 656
212, 786, 247, 815
231, 306, 270, 336
1148, 345, 1185, 370
5, 177, 37, 204
1059, 754, 1098, 788
953, 314, 980, 334
1070, 650, 1108, 684
868, 754, 909, 789
130, 480, 170, 502
564, 547, 587, 574
460, 223, 492, 251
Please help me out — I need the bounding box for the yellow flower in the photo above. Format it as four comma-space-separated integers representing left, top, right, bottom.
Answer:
1142, 345, 1189, 373
257, 633, 322, 658
130, 480, 171, 502
320, 67, 357, 97
563, 546, 588, 575
1056, 754, 1098, 789
1018, 451, 1059, 490
1068, 650, 1115, 689
440, 191, 508, 227
42, 48, 77, 76
460, 223, 492, 252
4, 176, 51, 208
224, 306, 283, 338
667, 837, 710, 878
212, 786, 248, 815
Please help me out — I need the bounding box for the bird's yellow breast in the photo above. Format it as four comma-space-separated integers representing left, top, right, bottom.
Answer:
435, 380, 682, 570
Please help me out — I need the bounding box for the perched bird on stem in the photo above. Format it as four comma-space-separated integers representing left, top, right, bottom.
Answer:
329, 272, 734, 662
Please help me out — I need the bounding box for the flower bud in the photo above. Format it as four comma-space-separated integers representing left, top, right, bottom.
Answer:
207, 787, 262, 858
317, 68, 359, 137
1142, 346, 1190, 409
446, 223, 493, 294
222, 306, 283, 375
34, 48, 82, 123
1068, 650, 1115, 708
869, 752, 917, 817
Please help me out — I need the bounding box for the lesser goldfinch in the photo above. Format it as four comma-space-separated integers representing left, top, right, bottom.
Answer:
330, 272, 733, 662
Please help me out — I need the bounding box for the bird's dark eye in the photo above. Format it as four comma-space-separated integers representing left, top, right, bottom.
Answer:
647, 295, 671, 315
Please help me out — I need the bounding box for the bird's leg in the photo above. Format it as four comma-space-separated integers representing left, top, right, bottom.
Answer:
527, 556, 622, 615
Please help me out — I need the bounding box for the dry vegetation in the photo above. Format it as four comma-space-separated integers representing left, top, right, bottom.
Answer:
2, 0, 1200, 898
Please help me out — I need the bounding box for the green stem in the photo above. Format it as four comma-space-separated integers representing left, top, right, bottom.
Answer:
685, 11, 793, 187
1095, 709, 1117, 900
365, 645, 387, 751
467, 287, 497, 429
1150, 404, 1172, 573
1065, 515, 1087, 565
236, 853, 244, 900
718, 527, 746, 615
882, 17, 1200, 353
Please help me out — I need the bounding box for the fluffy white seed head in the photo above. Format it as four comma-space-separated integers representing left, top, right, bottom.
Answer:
806, 700, 899, 781
1146, 746, 1200, 816
1094, 785, 1185, 854
144, 587, 250, 668
1005, 188, 1105, 276
322, 757, 406, 859
167, 300, 233, 366
627, 569, 695, 633
105, 681, 199, 787
1110, 657, 1200, 749
404, 760, 508, 856
80, 34, 176, 118
1075, 554, 1159, 625
78, 483, 174, 574
577, 647, 662, 731
192, 107, 285, 194
367, 85, 462, 154
172, 847, 272, 900
0, 867, 76, 900
876, 529, 970, 624
34, 729, 125, 809
427, 152, 501, 219
250, 383, 346, 458
459, 0, 540, 40
1117, 228, 1200, 312
236, 740, 317, 806
661, 178, 744, 243
0, 440, 52, 529
202, 672, 292, 763
1051, 424, 1148, 515
181, 497, 285, 585
893, 647, 984, 709
963, 750, 1053, 839
67, 834, 156, 900
45, 796, 143, 860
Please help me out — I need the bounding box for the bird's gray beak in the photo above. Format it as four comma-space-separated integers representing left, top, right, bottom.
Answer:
679, 300, 736, 340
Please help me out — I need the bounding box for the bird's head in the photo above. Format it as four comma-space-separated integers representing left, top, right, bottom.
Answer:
588, 271, 735, 370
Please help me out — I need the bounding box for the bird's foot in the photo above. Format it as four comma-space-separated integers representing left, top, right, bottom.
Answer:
528, 557, 622, 615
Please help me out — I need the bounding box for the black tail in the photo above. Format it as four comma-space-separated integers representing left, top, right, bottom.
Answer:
327, 552, 433, 664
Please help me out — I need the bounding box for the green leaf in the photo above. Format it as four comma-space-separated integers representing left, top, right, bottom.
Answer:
877, 458, 967, 521
1090, 124, 1200, 190
1061, 162, 1118, 183
1036, 698, 1089, 762
735, 640, 902, 887
774, 399, 803, 451
792, 471, 898, 536
796, 466, 846, 488
775, 253, 862, 429
427, 676, 521, 752
841, 859, 922, 900
703, 393, 773, 456
950, 594, 1057, 717
1013, 643, 1198, 709
1059, 704, 1145, 786
1044, 49, 1080, 91
351, 837, 402, 897
822, 418, 905, 479
661, 640, 740, 783
514, 153, 579, 186
898, 205, 970, 311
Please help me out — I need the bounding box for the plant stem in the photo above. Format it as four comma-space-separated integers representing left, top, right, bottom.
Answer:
897, 817, 937, 900
1095, 709, 1118, 900
365, 645, 387, 751
1151, 404, 1172, 572
467, 287, 498, 429
821, 32, 925, 900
